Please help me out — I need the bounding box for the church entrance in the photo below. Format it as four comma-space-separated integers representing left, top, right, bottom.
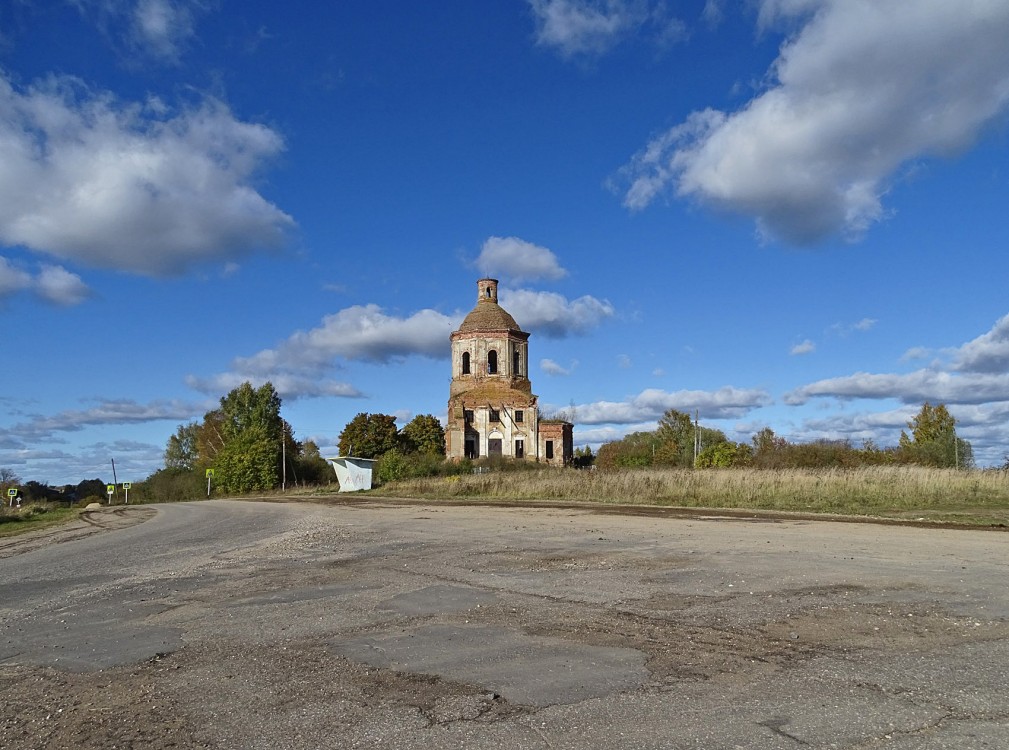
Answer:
488, 438, 502, 457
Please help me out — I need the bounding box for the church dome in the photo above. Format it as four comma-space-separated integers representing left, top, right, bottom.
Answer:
457, 278, 523, 333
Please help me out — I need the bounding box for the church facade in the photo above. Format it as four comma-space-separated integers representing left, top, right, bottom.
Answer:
445, 278, 572, 466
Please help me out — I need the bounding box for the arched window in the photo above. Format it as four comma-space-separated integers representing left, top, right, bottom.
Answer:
462, 351, 471, 375
488, 350, 498, 374
513, 350, 520, 376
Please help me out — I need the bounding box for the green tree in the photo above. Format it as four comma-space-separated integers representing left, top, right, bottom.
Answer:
898, 402, 973, 468
294, 440, 333, 485
74, 478, 108, 504
656, 409, 727, 467
572, 445, 595, 468
596, 432, 657, 469
215, 425, 281, 493
219, 381, 283, 443
656, 409, 694, 466
211, 381, 285, 492
165, 422, 200, 470
400, 414, 446, 455
696, 441, 753, 468
338, 413, 400, 458
137, 467, 204, 503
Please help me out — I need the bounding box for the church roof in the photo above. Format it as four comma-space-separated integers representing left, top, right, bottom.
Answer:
457, 300, 521, 333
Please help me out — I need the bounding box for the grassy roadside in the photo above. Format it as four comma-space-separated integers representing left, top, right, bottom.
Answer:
0, 504, 83, 538
373, 465, 1009, 527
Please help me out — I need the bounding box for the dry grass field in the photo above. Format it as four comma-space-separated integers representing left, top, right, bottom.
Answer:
377, 465, 1009, 526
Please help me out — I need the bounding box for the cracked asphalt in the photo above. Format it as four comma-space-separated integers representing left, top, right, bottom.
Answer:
1, 499, 1007, 749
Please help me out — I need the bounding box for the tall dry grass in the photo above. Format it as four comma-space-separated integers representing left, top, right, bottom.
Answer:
378, 466, 1009, 522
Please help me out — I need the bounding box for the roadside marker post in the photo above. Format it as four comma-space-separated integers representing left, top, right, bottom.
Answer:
122, 482, 132, 504
205, 468, 214, 497
106, 484, 114, 504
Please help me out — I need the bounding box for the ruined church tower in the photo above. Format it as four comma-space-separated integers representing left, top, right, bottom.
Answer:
445, 278, 571, 465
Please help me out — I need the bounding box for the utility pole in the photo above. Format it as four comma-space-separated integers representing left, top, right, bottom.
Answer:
282, 423, 287, 492
693, 410, 700, 466
110, 458, 120, 504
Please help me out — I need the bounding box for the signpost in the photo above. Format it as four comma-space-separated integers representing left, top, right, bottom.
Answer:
106, 484, 114, 504
7, 487, 16, 508
205, 468, 214, 497
122, 482, 132, 504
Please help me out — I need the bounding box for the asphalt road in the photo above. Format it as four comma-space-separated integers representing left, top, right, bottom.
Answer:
1, 499, 1008, 749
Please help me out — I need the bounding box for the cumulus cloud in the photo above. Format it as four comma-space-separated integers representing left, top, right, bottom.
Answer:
234, 305, 458, 372
780, 313, 1009, 464
784, 370, 1009, 407
35, 265, 93, 306
0, 73, 294, 276
790, 339, 815, 355
185, 373, 362, 401
0, 257, 32, 296
572, 386, 772, 425
540, 358, 576, 376
499, 288, 614, 337
191, 304, 459, 400
0, 257, 92, 306
527, 0, 684, 58
901, 347, 931, 362
952, 313, 1009, 374
475, 236, 567, 283
620, 1, 1009, 244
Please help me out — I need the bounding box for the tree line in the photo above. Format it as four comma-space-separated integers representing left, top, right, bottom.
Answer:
146, 384, 449, 500
596, 403, 974, 470
0, 394, 980, 508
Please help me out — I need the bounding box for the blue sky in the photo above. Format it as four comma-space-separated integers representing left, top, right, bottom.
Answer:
3, 0, 1009, 485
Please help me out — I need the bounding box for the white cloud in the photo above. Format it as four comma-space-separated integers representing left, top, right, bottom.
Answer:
191, 304, 458, 401
574, 422, 658, 446
573, 386, 772, 424
499, 288, 614, 337
0, 73, 294, 276
0, 257, 32, 296
790, 339, 815, 355
621, 1, 1009, 244
617, 354, 632, 368
952, 313, 1009, 374
74, 0, 206, 64
540, 358, 576, 376
527, 0, 684, 58
784, 370, 1009, 407
830, 317, 877, 336
528, 0, 641, 57
475, 236, 567, 282
132, 0, 196, 61
35, 265, 93, 306
901, 346, 931, 362
0, 398, 207, 442
0, 256, 92, 306
234, 305, 458, 373
185, 373, 362, 401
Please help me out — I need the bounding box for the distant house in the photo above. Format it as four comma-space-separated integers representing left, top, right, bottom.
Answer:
445, 278, 572, 465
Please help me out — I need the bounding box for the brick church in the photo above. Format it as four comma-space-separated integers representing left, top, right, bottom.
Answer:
445, 278, 572, 465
